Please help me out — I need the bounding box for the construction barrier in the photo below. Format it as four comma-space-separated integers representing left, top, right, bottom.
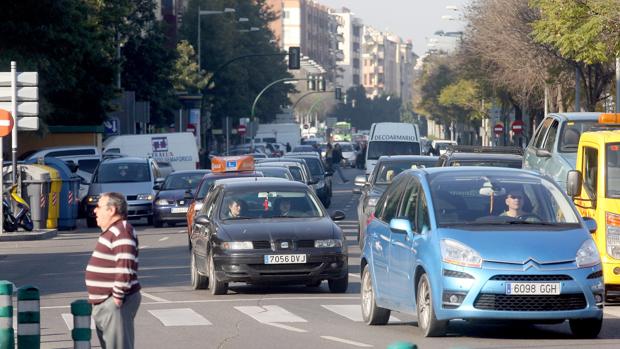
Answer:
17, 286, 39, 349
71, 300, 92, 349
0, 281, 14, 349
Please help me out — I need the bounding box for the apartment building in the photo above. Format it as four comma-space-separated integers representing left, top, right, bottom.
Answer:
331, 8, 363, 89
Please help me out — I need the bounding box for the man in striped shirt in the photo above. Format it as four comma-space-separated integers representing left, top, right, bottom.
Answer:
85, 192, 141, 349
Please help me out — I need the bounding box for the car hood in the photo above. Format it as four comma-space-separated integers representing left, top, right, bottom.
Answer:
89, 182, 153, 196
439, 227, 588, 264
156, 189, 192, 201
217, 217, 337, 241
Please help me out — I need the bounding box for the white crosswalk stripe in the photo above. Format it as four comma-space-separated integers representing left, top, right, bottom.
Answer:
148, 308, 212, 326
604, 306, 620, 318
321, 305, 400, 322
235, 305, 307, 323
61, 314, 95, 330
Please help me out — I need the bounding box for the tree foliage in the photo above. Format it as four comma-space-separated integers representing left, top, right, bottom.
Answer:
172, 41, 209, 93
331, 86, 402, 130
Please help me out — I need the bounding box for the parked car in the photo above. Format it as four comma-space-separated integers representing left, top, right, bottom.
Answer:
361, 166, 603, 338
152, 170, 210, 227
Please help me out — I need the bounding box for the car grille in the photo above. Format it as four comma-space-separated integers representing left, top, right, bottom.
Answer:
297, 240, 315, 248
252, 240, 315, 249
249, 263, 323, 276
126, 195, 138, 201
473, 293, 587, 311
490, 275, 572, 281
253, 241, 271, 249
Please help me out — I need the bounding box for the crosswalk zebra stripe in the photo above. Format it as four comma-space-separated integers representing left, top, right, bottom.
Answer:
148, 308, 211, 326
321, 305, 400, 322
235, 305, 307, 323
61, 314, 95, 330
320, 336, 373, 348
264, 322, 308, 333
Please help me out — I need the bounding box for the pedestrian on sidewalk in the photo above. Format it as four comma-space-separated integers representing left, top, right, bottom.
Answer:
332, 143, 348, 183
86, 192, 141, 349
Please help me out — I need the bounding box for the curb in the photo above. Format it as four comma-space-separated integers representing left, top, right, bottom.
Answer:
0, 229, 58, 242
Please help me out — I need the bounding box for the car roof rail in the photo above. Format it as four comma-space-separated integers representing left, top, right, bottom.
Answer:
447, 145, 524, 155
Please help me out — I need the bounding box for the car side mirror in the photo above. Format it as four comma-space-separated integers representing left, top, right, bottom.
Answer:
566, 170, 582, 197
195, 215, 210, 226
330, 210, 346, 221
184, 189, 194, 200
155, 177, 165, 184
535, 149, 552, 158
583, 217, 597, 234
354, 175, 367, 187
389, 218, 414, 236
153, 184, 161, 191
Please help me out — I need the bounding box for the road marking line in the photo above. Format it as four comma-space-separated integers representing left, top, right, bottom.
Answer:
235, 305, 307, 323
139, 245, 150, 249
320, 336, 373, 347
341, 228, 358, 233
61, 314, 95, 330
141, 292, 169, 302
158, 237, 169, 242
345, 236, 357, 241
605, 307, 620, 318
348, 273, 360, 278
178, 230, 186, 234
148, 308, 211, 326
265, 322, 308, 333
321, 305, 400, 322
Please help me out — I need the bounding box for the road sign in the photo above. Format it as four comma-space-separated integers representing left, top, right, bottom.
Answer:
0, 72, 38, 87
0, 86, 38, 102
0, 109, 15, 137
494, 123, 504, 135
103, 118, 119, 135
0, 102, 38, 116
237, 124, 247, 135
511, 120, 525, 134
16, 116, 39, 131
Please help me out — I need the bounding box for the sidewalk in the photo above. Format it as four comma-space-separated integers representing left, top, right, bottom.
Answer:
0, 229, 58, 241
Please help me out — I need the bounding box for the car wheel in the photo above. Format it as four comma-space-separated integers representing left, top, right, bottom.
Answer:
361, 265, 390, 325
416, 273, 447, 337
190, 253, 208, 290
86, 217, 97, 228
147, 215, 154, 225
153, 215, 163, 228
569, 318, 602, 338
208, 253, 228, 295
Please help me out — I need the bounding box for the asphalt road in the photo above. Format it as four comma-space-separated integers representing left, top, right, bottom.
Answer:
2, 167, 620, 349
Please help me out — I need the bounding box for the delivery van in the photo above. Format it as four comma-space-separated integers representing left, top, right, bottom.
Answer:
103, 132, 199, 171
365, 122, 420, 175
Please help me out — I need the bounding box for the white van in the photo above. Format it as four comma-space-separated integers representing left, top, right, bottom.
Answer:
103, 132, 199, 171
365, 122, 421, 175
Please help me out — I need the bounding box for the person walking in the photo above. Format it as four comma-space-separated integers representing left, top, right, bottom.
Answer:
332, 143, 348, 183
86, 192, 141, 349
325, 143, 334, 171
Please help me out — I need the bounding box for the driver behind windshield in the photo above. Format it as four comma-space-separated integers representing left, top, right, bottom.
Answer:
499, 190, 539, 222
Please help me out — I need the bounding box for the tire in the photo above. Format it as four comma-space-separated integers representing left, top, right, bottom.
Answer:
416, 273, 447, 337
20, 212, 33, 231
147, 215, 154, 226
190, 253, 208, 290
569, 318, 602, 338
361, 265, 390, 325
86, 217, 97, 228
328, 275, 348, 293
153, 215, 163, 228
208, 253, 228, 295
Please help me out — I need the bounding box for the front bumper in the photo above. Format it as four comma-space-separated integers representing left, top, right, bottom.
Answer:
212, 250, 347, 284
153, 205, 190, 222
87, 200, 153, 219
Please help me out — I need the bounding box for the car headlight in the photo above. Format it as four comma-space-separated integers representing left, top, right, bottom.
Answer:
220, 241, 253, 250
441, 239, 482, 268
137, 193, 154, 201
87, 195, 99, 204
607, 212, 620, 259
367, 197, 379, 208
315, 239, 343, 248
193, 202, 203, 211
576, 239, 601, 268
155, 199, 170, 206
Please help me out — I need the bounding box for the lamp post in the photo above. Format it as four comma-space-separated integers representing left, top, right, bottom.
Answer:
197, 7, 236, 71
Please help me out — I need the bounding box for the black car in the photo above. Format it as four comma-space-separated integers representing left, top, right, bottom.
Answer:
189, 178, 348, 295
283, 152, 333, 208
437, 145, 523, 168
355, 155, 438, 248
152, 170, 210, 227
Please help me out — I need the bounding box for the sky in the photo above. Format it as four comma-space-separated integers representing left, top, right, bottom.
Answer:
318, 0, 470, 56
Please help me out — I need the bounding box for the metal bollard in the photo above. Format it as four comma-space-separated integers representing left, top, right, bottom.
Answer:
70, 300, 91, 349
17, 286, 39, 349
0, 281, 14, 349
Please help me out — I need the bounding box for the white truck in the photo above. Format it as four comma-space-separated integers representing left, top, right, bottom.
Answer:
365, 122, 421, 174
253, 123, 302, 147
103, 132, 199, 171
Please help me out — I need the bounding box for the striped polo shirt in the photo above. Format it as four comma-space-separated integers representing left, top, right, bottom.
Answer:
85, 220, 141, 304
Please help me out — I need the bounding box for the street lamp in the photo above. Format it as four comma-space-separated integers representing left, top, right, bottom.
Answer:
197, 7, 236, 71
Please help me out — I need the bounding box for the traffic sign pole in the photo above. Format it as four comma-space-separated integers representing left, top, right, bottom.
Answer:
11, 61, 17, 184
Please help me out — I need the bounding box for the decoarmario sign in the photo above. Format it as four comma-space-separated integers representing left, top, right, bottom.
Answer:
371, 134, 418, 141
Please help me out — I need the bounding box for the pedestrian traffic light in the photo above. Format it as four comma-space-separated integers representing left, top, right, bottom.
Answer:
318, 76, 326, 92
307, 76, 316, 91
335, 87, 342, 101
288, 46, 301, 70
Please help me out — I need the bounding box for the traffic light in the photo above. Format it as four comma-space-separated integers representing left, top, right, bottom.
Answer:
318, 76, 326, 91
335, 87, 342, 101
288, 46, 301, 70
307, 76, 316, 91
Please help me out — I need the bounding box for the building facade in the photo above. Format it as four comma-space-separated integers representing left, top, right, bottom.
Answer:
331, 8, 362, 90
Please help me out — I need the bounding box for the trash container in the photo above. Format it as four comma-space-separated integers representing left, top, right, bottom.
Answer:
3, 165, 51, 230
31, 164, 60, 229
26, 158, 80, 230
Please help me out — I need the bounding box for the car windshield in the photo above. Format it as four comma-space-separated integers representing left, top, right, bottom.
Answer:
220, 189, 323, 220
559, 121, 597, 152
368, 141, 420, 160
429, 173, 580, 227
94, 162, 150, 183
78, 159, 100, 174
375, 160, 437, 185
607, 143, 620, 198
162, 173, 204, 190
450, 160, 522, 169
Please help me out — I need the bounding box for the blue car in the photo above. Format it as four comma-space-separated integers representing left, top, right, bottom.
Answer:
361, 167, 604, 338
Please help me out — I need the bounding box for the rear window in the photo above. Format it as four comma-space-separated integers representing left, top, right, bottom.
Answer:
196, 173, 262, 199
47, 149, 97, 157
94, 162, 151, 183
77, 159, 100, 174
559, 121, 597, 153
368, 141, 420, 160
449, 160, 522, 169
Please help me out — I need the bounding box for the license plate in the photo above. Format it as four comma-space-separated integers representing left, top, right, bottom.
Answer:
264, 254, 307, 264
171, 207, 188, 213
506, 282, 561, 295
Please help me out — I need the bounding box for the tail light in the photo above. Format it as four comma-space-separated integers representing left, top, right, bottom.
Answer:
367, 212, 375, 226
606, 212, 620, 259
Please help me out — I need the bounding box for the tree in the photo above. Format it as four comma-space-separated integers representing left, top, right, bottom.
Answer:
439, 79, 489, 120
171, 41, 209, 94
331, 86, 402, 130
